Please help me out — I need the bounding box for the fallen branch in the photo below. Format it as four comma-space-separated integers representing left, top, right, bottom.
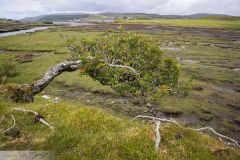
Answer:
13, 108, 54, 130
133, 115, 239, 148
2, 114, 15, 134
155, 121, 161, 150
32, 60, 82, 95
194, 127, 239, 147
132, 115, 180, 126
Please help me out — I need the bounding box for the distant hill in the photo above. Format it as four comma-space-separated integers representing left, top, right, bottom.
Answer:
21, 13, 90, 22
99, 12, 182, 19
200, 15, 240, 21
183, 13, 228, 19
21, 12, 235, 22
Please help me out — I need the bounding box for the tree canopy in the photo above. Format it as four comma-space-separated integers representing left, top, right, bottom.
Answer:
65, 30, 179, 97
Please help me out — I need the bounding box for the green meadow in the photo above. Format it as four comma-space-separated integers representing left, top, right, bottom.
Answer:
117, 18, 240, 30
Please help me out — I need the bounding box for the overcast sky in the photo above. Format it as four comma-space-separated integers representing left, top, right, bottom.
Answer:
0, 0, 240, 19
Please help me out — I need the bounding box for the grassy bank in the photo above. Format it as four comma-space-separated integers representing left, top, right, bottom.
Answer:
0, 98, 239, 160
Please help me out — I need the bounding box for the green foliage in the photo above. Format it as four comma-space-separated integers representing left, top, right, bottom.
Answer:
66, 30, 180, 97
0, 60, 17, 84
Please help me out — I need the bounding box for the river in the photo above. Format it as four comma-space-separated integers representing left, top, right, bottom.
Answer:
0, 27, 49, 37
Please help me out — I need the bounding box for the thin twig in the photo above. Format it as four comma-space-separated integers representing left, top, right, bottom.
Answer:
2, 114, 15, 134
13, 108, 54, 130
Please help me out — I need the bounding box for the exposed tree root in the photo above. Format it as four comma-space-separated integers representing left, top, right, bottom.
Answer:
1, 114, 15, 134
13, 108, 54, 130
133, 115, 240, 149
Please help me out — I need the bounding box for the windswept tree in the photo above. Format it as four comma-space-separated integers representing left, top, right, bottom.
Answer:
65, 30, 179, 97
2, 30, 179, 102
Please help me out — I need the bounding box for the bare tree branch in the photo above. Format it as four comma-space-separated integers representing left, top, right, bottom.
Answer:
132, 115, 180, 126
32, 60, 82, 95
107, 63, 137, 74
2, 114, 15, 134
103, 51, 137, 74
194, 127, 239, 147
155, 121, 161, 150
13, 108, 54, 130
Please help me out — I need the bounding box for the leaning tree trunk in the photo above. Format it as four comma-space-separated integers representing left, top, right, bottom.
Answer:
32, 60, 82, 95
7, 60, 82, 103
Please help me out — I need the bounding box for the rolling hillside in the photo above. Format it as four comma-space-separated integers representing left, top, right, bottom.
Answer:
21, 12, 235, 22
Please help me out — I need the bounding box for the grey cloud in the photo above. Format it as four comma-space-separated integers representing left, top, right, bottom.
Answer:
0, 0, 239, 19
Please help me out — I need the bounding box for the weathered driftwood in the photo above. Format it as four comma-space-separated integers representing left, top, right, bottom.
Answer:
194, 127, 239, 147
155, 121, 161, 150
133, 115, 240, 148
132, 115, 180, 126
32, 60, 82, 95
13, 108, 54, 130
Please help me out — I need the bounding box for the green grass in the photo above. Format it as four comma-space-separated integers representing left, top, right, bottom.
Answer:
117, 18, 240, 30
0, 29, 98, 52
0, 98, 239, 160
159, 95, 220, 115
200, 16, 240, 21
